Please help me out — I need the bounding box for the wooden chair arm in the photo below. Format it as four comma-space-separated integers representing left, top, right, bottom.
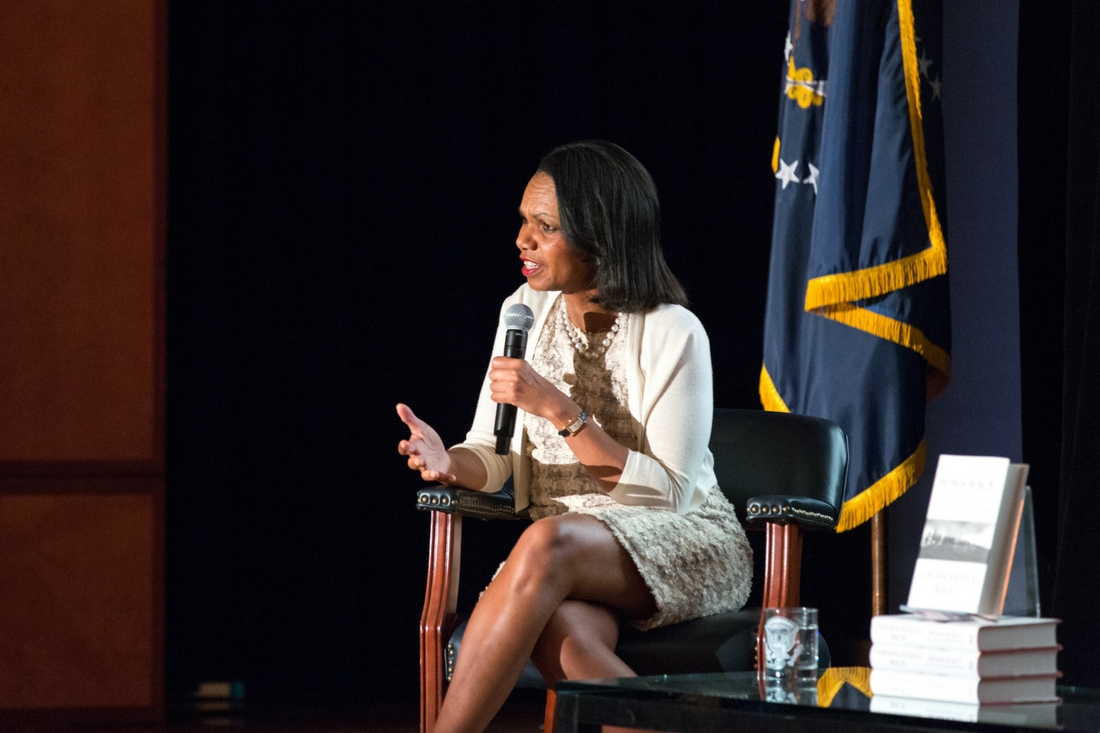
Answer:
418, 484, 524, 733
420, 510, 461, 733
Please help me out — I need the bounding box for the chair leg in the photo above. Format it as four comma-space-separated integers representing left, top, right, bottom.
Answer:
420, 511, 462, 733
543, 689, 558, 733
762, 521, 803, 608
757, 521, 803, 671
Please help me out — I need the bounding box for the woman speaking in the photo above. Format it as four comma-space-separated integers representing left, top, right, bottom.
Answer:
397, 140, 752, 733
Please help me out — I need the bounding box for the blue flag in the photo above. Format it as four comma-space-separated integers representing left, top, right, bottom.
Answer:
761, 0, 950, 532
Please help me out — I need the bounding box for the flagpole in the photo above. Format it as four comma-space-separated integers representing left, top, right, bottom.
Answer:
871, 510, 888, 616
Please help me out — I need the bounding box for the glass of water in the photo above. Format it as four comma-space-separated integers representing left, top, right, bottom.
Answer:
761, 607, 819, 679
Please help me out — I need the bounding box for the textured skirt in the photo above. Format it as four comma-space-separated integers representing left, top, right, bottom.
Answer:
554, 488, 753, 631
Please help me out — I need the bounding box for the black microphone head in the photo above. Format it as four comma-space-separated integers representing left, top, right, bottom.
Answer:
503, 303, 535, 332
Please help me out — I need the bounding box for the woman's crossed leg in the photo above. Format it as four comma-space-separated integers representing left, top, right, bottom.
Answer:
434, 513, 656, 733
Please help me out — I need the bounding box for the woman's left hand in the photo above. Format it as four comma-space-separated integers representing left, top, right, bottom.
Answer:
488, 357, 573, 424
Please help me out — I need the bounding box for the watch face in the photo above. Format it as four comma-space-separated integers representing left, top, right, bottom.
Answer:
559, 412, 586, 437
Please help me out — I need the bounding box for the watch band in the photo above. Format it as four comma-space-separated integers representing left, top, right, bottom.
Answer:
558, 411, 588, 438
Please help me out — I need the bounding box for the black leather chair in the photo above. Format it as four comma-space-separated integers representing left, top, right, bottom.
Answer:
416, 408, 848, 733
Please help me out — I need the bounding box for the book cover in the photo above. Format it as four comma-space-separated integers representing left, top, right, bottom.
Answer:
870, 615, 1059, 651
906, 455, 1029, 616
869, 669, 1059, 704
869, 643, 1059, 677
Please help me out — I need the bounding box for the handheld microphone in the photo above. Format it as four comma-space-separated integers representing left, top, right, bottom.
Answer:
494, 303, 535, 454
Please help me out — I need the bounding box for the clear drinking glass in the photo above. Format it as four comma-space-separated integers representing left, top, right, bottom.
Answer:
761, 607, 819, 679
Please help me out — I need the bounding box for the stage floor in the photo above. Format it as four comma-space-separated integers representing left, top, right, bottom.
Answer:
72, 692, 546, 733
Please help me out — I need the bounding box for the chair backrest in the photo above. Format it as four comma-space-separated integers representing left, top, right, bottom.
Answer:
709, 408, 848, 520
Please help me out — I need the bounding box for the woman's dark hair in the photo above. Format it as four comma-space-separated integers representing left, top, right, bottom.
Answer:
536, 140, 687, 313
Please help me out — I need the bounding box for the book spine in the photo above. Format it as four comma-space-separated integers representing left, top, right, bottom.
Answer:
870, 670, 980, 703
869, 645, 980, 676
870, 618, 979, 650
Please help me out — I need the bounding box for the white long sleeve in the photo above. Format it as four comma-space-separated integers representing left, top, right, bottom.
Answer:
455, 284, 717, 514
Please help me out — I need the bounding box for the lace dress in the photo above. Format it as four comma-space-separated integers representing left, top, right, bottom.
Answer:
520, 296, 753, 631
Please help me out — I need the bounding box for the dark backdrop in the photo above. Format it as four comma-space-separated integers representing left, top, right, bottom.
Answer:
1051, 0, 1100, 687
166, 0, 1073, 705
166, 1, 794, 703
1017, 0, 1071, 616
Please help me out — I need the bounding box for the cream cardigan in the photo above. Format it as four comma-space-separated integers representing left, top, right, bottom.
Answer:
455, 284, 717, 515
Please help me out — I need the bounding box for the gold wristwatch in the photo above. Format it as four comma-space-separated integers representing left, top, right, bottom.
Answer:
558, 411, 588, 438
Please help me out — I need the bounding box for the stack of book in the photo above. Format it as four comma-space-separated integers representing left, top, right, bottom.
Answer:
868, 455, 1062, 708
869, 614, 1060, 705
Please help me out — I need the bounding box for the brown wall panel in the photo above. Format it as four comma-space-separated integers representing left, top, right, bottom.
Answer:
0, 2, 164, 718
0, 0, 158, 463
0, 493, 156, 709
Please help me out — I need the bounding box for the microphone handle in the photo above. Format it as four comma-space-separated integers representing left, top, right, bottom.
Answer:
494, 328, 528, 454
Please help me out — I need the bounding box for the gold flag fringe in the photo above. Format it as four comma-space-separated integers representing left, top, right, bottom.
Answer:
802, 0, 949, 336
818, 303, 951, 379
836, 438, 926, 532
761, 364, 927, 534
759, 364, 791, 413
762, 0, 948, 533
804, 244, 947, 311
897, 0, 947, 268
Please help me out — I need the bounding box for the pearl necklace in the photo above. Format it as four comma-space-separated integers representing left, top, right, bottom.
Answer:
558, 298, 621, 359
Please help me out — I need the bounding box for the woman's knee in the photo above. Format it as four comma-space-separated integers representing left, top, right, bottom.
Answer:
506, 516, 582, 589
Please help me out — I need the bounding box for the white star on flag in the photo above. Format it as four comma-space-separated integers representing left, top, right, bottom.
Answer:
802, 163, 819, 195
918, 49, 933, 78
929, 76, 942, 100
784, 32, 793, 61
775, 159, 800, 189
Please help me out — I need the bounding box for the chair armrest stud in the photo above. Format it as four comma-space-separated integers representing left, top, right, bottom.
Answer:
415, 485, 521, 520
745, 495, 838, 530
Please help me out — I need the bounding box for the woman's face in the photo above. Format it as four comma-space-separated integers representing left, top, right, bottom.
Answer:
516, 173, 595, 295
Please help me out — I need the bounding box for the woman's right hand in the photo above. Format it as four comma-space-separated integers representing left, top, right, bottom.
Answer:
397, 403, 458, 484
